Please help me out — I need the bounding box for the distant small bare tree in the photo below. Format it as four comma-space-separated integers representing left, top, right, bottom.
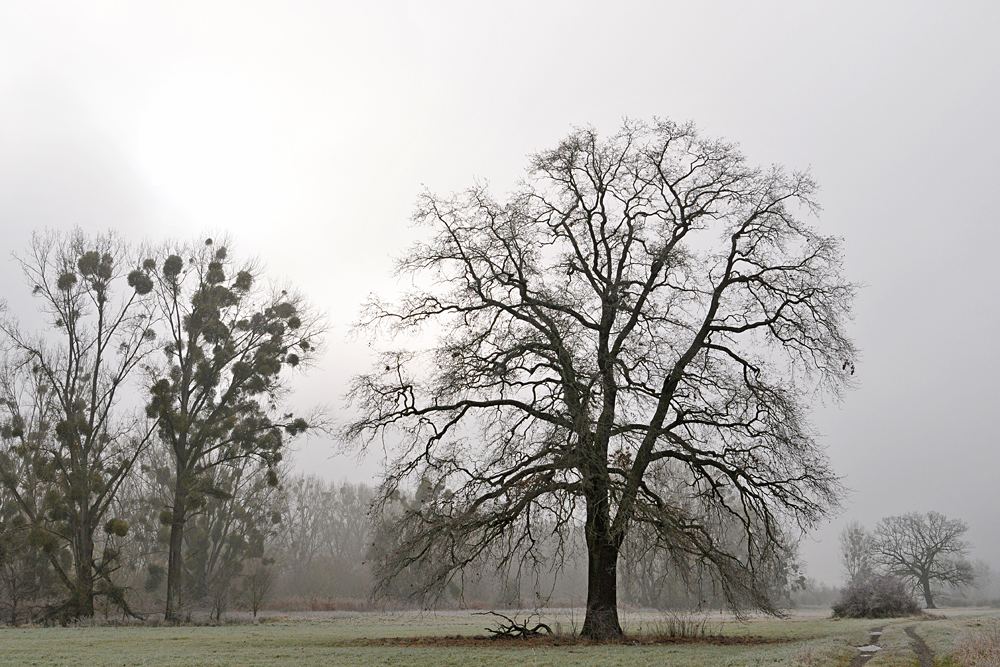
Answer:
971, 559, 993, 597
839, 520, 874, 584
206, 563, 236, 623
872, 511, 974, 608
241, 558, 275, 618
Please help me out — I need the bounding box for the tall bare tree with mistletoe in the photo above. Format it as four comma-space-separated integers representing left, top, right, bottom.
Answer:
0, 230, 158, 619
143, 238, 323, 621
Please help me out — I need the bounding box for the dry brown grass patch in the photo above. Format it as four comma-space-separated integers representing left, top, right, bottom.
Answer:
952, 623, 1000, 666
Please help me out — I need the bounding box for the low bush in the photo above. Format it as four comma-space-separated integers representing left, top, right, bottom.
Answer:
831, 575, 920, 618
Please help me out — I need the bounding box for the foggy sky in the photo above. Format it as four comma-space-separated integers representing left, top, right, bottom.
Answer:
1, 0, 998, 586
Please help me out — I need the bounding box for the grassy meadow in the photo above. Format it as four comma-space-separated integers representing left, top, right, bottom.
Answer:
1, 607, 997, 666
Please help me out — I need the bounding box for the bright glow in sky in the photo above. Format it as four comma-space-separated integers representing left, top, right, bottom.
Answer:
1, 0, 998, 585
135, 67, 283, 228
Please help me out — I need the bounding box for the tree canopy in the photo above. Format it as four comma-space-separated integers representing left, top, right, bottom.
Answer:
348, 119, 856, 637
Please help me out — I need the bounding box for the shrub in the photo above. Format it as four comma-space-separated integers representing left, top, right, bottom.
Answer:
831, 575, 920, 618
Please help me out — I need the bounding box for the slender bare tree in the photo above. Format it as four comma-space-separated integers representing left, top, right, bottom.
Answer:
872, 511, 974, 608
839, 520, 874, 584
347, 119, 856, 637
240, 557, 275, 619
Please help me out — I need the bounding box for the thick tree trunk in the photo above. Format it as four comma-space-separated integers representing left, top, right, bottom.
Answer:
70, 520, 96, 618
920, 576, 935, 609
582, 538, 622, 638
164, 477, 188, 621
581, 483, 623, 639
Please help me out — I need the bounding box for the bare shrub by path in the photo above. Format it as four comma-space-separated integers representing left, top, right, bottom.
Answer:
832, 575, 920, 618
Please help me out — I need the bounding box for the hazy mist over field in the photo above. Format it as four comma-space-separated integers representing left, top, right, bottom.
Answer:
1, 0, 998, 588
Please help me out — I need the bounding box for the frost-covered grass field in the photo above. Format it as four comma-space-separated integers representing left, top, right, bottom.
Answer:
1, 607, 998, 666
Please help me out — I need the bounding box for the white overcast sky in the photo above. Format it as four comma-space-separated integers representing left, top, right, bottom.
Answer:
1, 1, 998, 586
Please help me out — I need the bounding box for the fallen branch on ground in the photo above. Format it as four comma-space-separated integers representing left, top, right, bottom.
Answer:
474, 611, 553, 639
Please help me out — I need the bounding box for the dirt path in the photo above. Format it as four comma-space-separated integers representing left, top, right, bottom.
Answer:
848, 627, 883, 667
904, 626, 934, 667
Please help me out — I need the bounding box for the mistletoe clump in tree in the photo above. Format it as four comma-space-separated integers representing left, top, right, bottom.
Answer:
347, 119, 856, 638
144, 238, 323, 621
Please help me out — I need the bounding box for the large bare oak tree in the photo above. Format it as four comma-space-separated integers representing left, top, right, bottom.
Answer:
347, 120, 855, 638
873, 511, 974, 608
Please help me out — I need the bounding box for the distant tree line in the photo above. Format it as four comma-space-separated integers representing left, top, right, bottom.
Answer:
2, 456, 808, 625
0, 227, 824, 625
